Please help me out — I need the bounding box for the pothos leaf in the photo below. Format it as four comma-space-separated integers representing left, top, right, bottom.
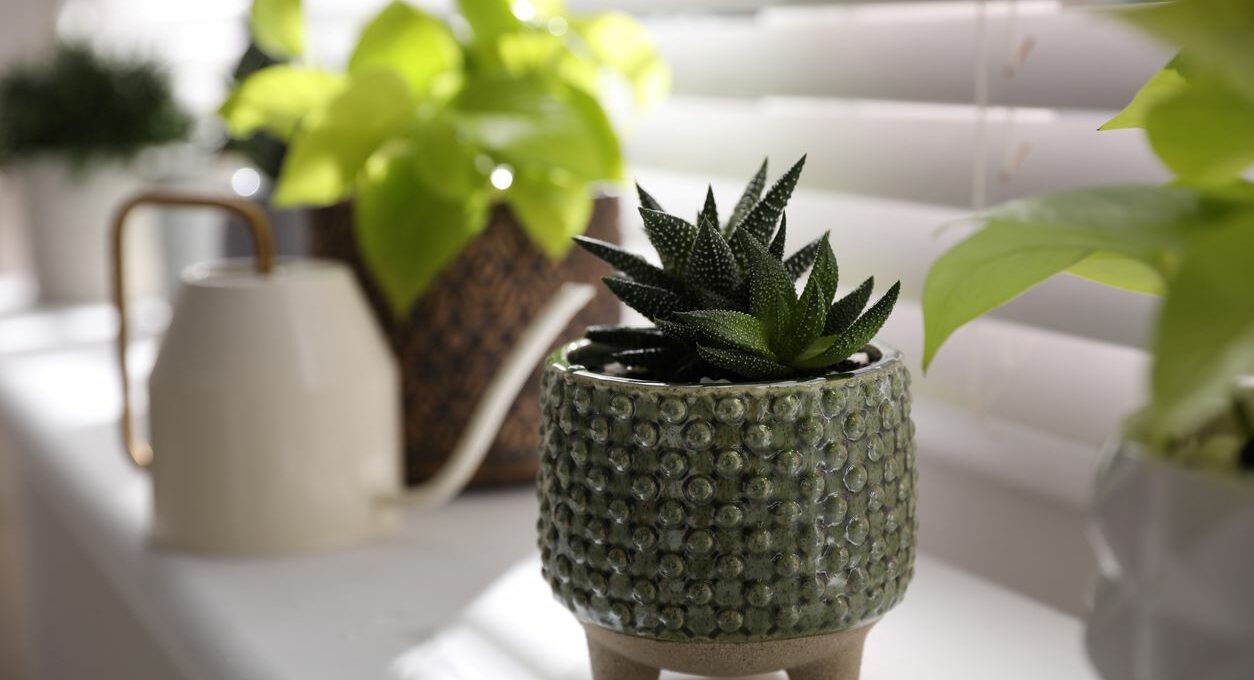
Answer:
250, 0, 304, 58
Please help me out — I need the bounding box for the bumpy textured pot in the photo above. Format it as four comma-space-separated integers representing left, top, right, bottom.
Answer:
309, 197, 620, 487
537, 340, 918, 679
1087, 441, 1254, 680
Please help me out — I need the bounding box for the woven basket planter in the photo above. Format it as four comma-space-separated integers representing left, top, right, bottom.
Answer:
309, 197, 621, 487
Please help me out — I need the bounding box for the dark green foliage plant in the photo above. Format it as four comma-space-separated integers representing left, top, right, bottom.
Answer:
577, 157, 901, 382
0, 43, 190, 166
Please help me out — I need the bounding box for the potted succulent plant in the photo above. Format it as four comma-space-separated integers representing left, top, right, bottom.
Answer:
0, 43, 190, 303
537, 158, 915, 679
219, 0, 668, 486
922, 1, 1254, 677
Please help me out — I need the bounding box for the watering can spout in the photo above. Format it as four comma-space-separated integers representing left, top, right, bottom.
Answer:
402, 282, 597, 509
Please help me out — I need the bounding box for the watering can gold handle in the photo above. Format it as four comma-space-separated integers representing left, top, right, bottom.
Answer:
111, 191, 276, 469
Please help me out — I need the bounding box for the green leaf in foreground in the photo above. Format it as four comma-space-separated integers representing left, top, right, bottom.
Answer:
1149, 214, 1254, 441
355, 138, 490, 316
507, 167, 593, 260
273, 70, 413, 207
1119, 0, 1254, 105
219, 65, 343, 140
349, 1, 462, 100
921, 186, 1239, 369
250, 0, 304, 58
1101, 54, 1190, 131
1145, 74, 1254, 185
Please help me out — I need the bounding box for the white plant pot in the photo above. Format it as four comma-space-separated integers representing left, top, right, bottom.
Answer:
1087, 442, 1254, 680
14, 157, 164, 304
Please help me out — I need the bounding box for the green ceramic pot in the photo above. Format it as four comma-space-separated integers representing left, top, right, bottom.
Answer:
537, 339, 918, 647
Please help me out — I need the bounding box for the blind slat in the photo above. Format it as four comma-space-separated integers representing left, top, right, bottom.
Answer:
647, 3, 1171, 110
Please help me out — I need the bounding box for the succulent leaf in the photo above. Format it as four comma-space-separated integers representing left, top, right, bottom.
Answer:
698, 185, 719, 231
636, 181, 664, 213
674, 310, 773, 356
779, 236, 838, 359
739, 155, 805, 244
686, 217, 741, 294
739, 230, 796, 347
639, 207, 698, 274
603, 276, 688, 320
825, 276, 874, 335
697, 345, 793, 380
611, 347, 684, 369
796, 281, 900, 369
783, 233, 824, 280
726, 158, 768, 235
768, 213, 788, 259
574, 236, 677, 290
586, 325, 682, 349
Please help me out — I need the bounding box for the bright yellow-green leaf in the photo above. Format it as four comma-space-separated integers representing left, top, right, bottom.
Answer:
497, 32, 601, 95
355, 138, 490, 315
1101, 55, 1189, 131
506, 167, 592, 260
1149, 212, 1254, 442
273, 70, 413, 207
1145, 74, 1254, 185
349, 1, 463, 100
1119, 0, 1254, 105
1066, 251, 1166, 296
218, 65, 343, 140
574, 12, 670, 108
250, 0, 304, 58
457, 0, 520, 48
453, 74, 622, 182
922, 186, 1236, 370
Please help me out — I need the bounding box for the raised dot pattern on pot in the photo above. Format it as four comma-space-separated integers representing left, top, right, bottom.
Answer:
537, 356, 918, 643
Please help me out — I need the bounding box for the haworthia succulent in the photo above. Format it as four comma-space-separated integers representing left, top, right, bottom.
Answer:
825, 277, 874, 335
603, 276, 687, 321
636, 181, 664, 213
696, 345, 794, 380
574, 236, 677, 290
673, 309, 773, 356
738, 155, 805, 244
726, 158, 768, 236
686, 218, 741, 295
639, 207, 697, 274
579, 157, 902, 381
698, 185, 719, 232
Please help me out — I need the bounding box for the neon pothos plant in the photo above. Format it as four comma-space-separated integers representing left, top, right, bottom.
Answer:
922, 0, 1254, 472
577, 157, 901, 382
219, 0, 667, 315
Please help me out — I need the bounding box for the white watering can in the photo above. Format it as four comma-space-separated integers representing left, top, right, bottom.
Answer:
112, 191, 593, 555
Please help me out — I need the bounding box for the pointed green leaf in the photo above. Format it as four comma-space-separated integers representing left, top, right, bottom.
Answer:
698, 185, 719, 231
768, 213, 788, 259
697, 345, 794, 380
355, 136, 491, 316
585, 325, 682, 350
1101, 54, 1190, 131
727, 158, 767, 235
613, 347, 685, 370
636, 182, 664, 213
250, 0, 304, 58
739, 230, 796, 348
674, 310, 772, 356
796, 282, 900, 370
603, 276, 687, 321
656, 318, 700, 343
350, 1, 462, 100
783, 234, 824, 280
740, 155, 805, 243
1145, 73, 1254, 185
218, 66, 343, 141
779, 236, 836, 360
640, 208, 698, 274
825, 277, 874, 335
574, 236, 678, 290
1149, 216, 1254, 442
685, 218, 740, 294
273, 69, 413, 206
507, 167, 593, 260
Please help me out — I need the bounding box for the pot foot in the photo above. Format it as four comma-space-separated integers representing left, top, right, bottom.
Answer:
587, 633, 660, 680
787, 649, 864, 680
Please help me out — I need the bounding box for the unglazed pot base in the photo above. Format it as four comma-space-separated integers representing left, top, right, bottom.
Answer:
584, 623, 872, 680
